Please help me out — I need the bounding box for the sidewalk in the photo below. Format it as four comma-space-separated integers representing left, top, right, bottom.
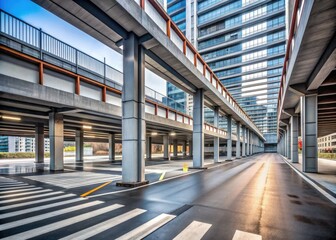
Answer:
286, 155, 336, 197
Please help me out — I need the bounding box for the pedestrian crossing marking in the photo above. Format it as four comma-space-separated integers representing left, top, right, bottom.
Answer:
2, 204, 124, 240
0, 187, 43, 194
0, 191, 63, 204
173, 220, 212, 240
116, 213, 176, 240
0, 197, 85, 219
24, 172, 121, 188
0, 185, 36, 191
232, 230, 262, 240
60, 208, 146, 240
0, 193, 76, 211
0, 189, 52, 199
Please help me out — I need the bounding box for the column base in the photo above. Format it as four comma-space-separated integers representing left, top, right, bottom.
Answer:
116, 180, 149, 188
189, 166, 208, 170
225, 159, 233, 161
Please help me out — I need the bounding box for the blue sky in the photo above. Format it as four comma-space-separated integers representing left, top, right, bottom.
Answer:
0, 0, 166, 95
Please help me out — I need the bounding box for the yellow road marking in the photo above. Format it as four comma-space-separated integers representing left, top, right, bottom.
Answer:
80, 181, 112, 198
159, 172, 166, 181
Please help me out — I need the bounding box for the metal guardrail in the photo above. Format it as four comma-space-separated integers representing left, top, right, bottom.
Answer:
0, 9, 186, 115
133, 0, 263, 139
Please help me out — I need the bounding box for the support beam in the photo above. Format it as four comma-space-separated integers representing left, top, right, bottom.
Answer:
49, 112, 64, 171
213, 107, 219, 163
236, 122, 241, 159
119, 33, 147, 185
75, 129, 84, 162
246, 128, 250, 156
193, 88, 204, 167
109, 133, 116, 161
301, 95, 318, 173
35, 123, 44, 164
226, 115, 232, 160
291, 116, 299, 163
242, 125, 246, 157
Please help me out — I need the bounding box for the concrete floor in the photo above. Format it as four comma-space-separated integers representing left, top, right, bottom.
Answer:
0, 153, 335, 239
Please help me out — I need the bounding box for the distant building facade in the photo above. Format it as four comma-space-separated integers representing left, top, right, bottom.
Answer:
318, 133, 336, 153
0, 136, 50, 153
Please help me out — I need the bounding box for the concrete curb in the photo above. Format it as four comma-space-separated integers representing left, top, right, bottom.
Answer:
281, 156, 336, 205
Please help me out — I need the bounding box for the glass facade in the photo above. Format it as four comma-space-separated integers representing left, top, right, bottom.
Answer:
198, 0, 286, 145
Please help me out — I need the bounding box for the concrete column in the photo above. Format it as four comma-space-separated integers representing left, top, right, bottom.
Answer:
291, 116, 299, 163
193, 88, 204, 167
301, 95, 318, 173
109, 133, 115, 161
75, 129, 84, 162
246, 128, 250, 156
120, 33, 147, 185
213, 107, 219, 163
250, 132, 253, 155
182, 141, 187, 156
226, 115, 232, 160
173, 139, 178, 157
35, 123, 44, 163
287, 124, 291, 159
146, 136, 152, 159
49, 112, 64, 171
163, 135, 169, 160
242, 125, 246, 157
189, 140, 193, 156
236, 122, 241, 159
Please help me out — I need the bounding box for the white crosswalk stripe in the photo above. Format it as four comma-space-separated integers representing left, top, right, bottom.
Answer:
0, 197, 85, 219
0, 187, 43, 194
173, 221, 212, 240
24, 172, 121, 189
0, 191, 63, 204
0, 185, 36, 191
60, 208, 147, 240
0, 189, 52, 199
0, 193, 75, 211
0, 200, 104, 231
0, 183, 28, 188
0, 177, 213, 240
116, 213, 176, 240
2, 204, 124, 240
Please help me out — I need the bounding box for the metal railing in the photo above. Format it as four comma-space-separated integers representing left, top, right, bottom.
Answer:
133, 0, 263, 138
0, 9, 188, 115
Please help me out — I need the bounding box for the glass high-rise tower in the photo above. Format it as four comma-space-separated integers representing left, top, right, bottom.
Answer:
166, 0, 286, 151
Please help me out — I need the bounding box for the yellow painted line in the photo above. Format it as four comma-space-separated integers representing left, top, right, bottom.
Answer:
80, 181, 112, 198
159, 172, 166, 181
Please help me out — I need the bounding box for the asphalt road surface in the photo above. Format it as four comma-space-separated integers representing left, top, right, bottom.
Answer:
0, 153, 335, 239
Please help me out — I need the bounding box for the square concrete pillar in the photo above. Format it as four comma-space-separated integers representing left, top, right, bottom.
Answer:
35, 123, 44, 163
193, 88, 204, 167
250, 132, 253, 155
246, 128, 250, 156
236, 122, 241, 159
213, 107, 219, 163
119, 33, 147, 185
173, 139, 178, 157
287, 124, 291, 159
182, 141, 187, 156
226, 115, 232, 160
291, 116, 299, 163
163, 135, 170, 160
49, 112, 64, 171
189, 140, 193, 157
75, 129, 84, 162
242, 125, 246, 157
146, 136, 152, 160
301, 95, 318, 173
109, 133, 115, 161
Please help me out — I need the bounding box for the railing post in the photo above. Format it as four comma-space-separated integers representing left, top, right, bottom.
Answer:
104, 57, 106, 85
39, 28, 42, 59
75, 49, 78, 74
